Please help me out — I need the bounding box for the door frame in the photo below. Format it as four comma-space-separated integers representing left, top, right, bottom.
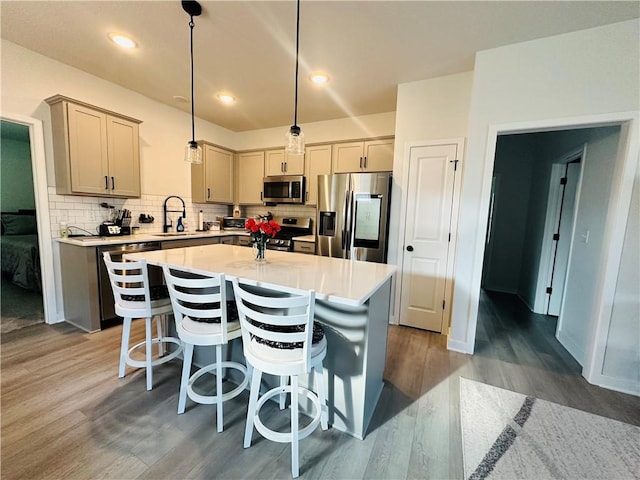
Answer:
395, 137, 465, 333
449, 111, 639, 392
533, 145, 585, 314
1, 112, 57, 324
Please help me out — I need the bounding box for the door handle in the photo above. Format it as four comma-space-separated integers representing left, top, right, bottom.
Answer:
363, 156, 367, 168
105, 176, 109, 190
207, 188, 211, 199
406, 245, 414, 252
111, 176, 115, 190
359, 157, 363, 168
281, 162, 284, 173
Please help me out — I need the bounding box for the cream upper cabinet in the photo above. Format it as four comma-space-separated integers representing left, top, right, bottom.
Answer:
265, 149, 304, 176
304, 144, 332, 205
191, 143, 233, 204
237, 151, 265, 204
46, 95, 141, 198
106, 116, 141, 197
332, 138, 394, 173
265, 150, 285, 176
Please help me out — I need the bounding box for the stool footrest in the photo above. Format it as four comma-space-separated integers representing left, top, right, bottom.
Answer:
253, 385, 322, 444
187, 361, 249, 405
126, 337, 182, 368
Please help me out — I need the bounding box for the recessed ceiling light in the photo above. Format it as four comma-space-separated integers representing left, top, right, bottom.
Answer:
217, 94, 236, 104
310, 73, 329, 85
108, 33, 137, 49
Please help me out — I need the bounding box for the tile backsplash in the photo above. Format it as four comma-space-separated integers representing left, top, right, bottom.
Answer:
48, 188, 317, 238
48, 188, 230, 238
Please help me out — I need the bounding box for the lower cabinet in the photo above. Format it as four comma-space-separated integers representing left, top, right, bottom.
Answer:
293, 241, 315, 255
160, 237, 222, 249
236, 236, 252, 247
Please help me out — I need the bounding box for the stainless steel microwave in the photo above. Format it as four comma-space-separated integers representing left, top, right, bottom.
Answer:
263, 175, 305, 204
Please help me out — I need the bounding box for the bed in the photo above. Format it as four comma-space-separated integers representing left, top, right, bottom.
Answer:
1, 211, 41, 292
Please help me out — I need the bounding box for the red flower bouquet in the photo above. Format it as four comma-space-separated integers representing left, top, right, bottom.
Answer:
245, 217, 281, 261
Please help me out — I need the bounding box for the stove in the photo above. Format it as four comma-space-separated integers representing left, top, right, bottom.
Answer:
267, 216, 313, 251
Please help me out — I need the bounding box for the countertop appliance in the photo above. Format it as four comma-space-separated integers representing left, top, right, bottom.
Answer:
97, 242, 162, 328
267, 216, 312, 251
263, 175, 305, 204
222, 216, 248, 230
316, 172, 392, 263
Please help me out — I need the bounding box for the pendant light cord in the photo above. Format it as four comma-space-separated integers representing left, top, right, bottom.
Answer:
189, 17, 196, 144
293, 0, 300, 128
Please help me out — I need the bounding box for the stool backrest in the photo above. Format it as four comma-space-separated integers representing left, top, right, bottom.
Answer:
232, 277, 315, 372
102, 251, 153, 318
162, 267, 229, 343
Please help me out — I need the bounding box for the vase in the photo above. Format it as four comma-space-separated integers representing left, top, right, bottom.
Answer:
253, 241, 266, 263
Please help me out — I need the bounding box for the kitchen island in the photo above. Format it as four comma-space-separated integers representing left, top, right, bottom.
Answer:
126, 244, 396, 440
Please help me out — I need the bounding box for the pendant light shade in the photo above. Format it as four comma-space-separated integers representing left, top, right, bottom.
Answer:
183, 1, 202, 164
285, 125, 305, 156
285, 0, 304, 157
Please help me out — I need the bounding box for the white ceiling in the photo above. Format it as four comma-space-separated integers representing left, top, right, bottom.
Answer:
2, 1, 638, 132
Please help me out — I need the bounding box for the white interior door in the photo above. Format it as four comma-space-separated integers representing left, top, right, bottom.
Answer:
400, 143, 459, 333
548, 161, 581, 315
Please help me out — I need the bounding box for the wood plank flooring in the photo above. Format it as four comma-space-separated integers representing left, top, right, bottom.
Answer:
2, 290, 638, 479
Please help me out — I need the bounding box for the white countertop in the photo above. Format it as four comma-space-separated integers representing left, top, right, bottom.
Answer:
57, 230, 248, 247
126, 244, 396, 307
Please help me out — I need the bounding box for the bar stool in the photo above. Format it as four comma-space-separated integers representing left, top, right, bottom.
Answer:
232, 278, 329, 478
102, 252, 182, 391
162, 267, 248, 432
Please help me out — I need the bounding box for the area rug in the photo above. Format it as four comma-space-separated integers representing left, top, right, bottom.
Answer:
460, 377, 640, 480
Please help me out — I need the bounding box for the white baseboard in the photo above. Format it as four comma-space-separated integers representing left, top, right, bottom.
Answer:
447, 337, 473, 354
556, 329, 585, 366
517, 293, 536, 313
592, 373, 640, 397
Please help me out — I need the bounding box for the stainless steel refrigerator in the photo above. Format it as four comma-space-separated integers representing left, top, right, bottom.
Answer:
316, 172, 392, 263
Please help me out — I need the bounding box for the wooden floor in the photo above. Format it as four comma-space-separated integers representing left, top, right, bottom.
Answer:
2, 290, 638, 479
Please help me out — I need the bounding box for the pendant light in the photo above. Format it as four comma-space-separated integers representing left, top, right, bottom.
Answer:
285, 0, 304, 156
183, 0, 202, 164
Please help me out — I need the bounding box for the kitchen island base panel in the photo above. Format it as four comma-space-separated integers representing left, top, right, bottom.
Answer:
315, 276, 392, 439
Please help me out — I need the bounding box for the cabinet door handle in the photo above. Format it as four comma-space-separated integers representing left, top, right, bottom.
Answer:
364, 156, 367, 168
260, 192, 263, 200
111, 176, 115, 190
281, 162, 284, 173
207, 188, 211, 199
306, 191, 309, 201
104, 176, 109, 190
359, 157, 363, 168
284, 162, 287, 173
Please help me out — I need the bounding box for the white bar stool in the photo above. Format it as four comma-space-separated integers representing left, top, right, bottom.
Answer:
102, 252, 182, 391
232, 278, 329, 478
163, 267, 248, 432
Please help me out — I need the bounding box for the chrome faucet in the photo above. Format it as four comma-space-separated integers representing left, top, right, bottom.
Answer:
163, 195, 186, 233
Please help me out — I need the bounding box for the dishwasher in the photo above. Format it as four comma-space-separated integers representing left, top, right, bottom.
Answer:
97, 242, 163, 329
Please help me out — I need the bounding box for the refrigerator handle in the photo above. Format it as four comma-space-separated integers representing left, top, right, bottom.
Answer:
344, 189, 353, 255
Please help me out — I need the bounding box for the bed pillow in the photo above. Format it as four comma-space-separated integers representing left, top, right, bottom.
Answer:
1, 214, 37, 235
